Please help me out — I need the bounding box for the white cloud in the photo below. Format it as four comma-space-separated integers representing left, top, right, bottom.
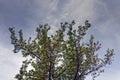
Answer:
29, 0, 59, 21
26, 0, 98, 34
27, 0, 97, 24
85, 66, 120, 80
95, 70, 120, 80
0, 0, 120, 80
60, 0, 96, 21
0, 43, 25, 80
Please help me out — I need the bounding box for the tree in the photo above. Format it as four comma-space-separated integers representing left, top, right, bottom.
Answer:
9, 20, 114, 80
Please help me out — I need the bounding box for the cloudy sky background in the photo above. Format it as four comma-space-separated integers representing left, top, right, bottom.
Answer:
0, 0, 120, 80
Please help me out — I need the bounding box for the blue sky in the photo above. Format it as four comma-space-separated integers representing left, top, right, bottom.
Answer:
0, 0, 120, 80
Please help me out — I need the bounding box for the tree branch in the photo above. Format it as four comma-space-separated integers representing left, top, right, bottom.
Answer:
81, 64, 103, 76
54, 66, 67, 78
48, 48, 53, 80
22, 47, 41, 60
73, 41, 80, 80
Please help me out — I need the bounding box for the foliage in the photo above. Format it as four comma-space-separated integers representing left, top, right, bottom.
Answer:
9, 20, 114, 80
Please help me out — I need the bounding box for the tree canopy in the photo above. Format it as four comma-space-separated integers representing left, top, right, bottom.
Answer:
9, 20, 114, 80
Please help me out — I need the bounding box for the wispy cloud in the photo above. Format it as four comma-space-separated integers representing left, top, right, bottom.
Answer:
26, 0, 97, 32
59, 0, 96, 21
0, 0, 120, 80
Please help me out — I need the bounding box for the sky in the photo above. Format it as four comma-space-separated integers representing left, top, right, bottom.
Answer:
0, 0, 120, 80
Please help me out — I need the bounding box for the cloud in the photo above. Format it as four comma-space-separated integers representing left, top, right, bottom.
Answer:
85, 67, 120, 80
60, 0, 96, 21
0, 0, 120, 80
25, 0, 98, 33
95, 69, 120, 80
0, 0, 32, 26
0, 43, 25, 80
